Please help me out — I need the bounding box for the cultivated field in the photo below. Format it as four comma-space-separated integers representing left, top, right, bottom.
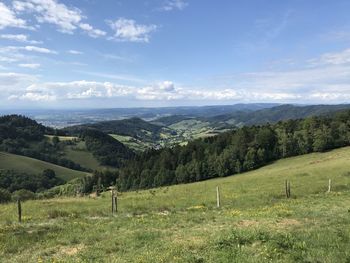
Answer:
1, 147, 350, 262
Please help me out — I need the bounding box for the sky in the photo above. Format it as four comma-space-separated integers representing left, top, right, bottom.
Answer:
0, 0, 350, 109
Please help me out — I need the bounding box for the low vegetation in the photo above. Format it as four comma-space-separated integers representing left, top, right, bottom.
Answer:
0, 147, 349, 262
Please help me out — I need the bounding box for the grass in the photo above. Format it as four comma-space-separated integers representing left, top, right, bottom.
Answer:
63, 141, 106, 171
45, 135, 77, 142
109, 134, 152, 152
0, 152, 89, 181
1, 147, 350, 262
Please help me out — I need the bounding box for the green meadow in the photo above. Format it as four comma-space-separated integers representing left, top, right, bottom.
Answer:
0, 152, 89, 182
1, 147, 350, 262
62, 141, 106, 171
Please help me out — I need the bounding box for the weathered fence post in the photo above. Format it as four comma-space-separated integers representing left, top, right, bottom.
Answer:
114, 193, 118, 213
285, 180, 291, 198
111, 187, 117, 214
17, 199, 22, 223
327, 179, 331, 193
216, 186, 220, 208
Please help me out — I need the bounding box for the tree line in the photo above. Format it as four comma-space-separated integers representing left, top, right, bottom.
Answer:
114, 110, 350, 191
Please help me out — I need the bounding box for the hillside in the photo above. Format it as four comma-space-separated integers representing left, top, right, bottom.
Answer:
66, 117, 170, 140
117, 109, 350, 191
0, 152, 89, 182
0, 147, 349, 262
208, 104, 350, 126
0, 115, 135, 169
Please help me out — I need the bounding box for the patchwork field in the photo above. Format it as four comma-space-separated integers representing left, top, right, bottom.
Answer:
0, 147, 350, 262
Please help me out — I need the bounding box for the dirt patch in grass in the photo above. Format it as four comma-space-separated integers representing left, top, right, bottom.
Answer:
236, 220, 260, 228
58, 244, 85, 256
275, 218, 301, 228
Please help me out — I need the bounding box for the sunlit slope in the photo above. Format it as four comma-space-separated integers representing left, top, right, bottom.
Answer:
119, 146, 350, 211
0, 152, 89, 181
62, 141, 105, 171
0, 147, 349, 262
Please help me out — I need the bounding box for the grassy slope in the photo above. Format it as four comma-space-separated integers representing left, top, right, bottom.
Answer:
62, 141, 105, 171
1, 147, 350, 262
0, 152, 89, 181
109, 134, 152, 152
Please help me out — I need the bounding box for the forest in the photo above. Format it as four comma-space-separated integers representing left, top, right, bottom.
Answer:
115, 110, 350, 190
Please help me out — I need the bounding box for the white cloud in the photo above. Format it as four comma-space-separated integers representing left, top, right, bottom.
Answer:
79, 23, 106, 38
0, 2, 29, 29
12, 0, 105, 37
1, 45, 57, 54
68, 50, 83, 55
309, 48, 350, 66
0, 56, 18, 63
10, 92, 56, 101
10, 80, 133, 101
108, 18, 157, 43
0, 34, 42, 44
13, 0, 81, 33
22, 45, 56, 54
159, 0, 188, 11
0, 72, 38, 100
3, 75, 350, 104
18, 63, 41, 69
3, 47, 350, 105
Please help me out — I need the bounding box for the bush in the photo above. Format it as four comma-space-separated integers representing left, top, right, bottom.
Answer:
0, 188, 11, 203
11, 189, 36, 201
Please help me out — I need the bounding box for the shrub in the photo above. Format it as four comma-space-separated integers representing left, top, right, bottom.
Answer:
0, 188, 11, 203
11, 189, 36, 201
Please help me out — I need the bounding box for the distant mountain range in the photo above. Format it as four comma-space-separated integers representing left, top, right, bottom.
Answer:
0, 103, 279, 128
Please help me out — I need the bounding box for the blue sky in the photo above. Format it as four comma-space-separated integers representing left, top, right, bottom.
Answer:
0, 0, 350, 108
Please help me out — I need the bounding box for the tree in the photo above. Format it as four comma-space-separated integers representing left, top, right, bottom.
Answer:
52, 136, 60, 146
11, 189, 36, 201
313, 125, 332, 152
243, 147, 258, 170
0, 188, 11, 203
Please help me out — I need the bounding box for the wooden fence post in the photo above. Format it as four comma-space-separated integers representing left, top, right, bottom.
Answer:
285, 180, 291, 198
114, 194, 118, 213
216, 186, 220, 208
17, 199, 22, 223
288, 180, 291, 198
111, 188, 118, 214
111, 191, 115, 214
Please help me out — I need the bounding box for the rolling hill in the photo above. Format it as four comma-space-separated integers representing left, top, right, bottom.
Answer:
0, 151, 89, 182
65, 117, 171, 139
207, 104, 350, 126
0, 147, 349, 262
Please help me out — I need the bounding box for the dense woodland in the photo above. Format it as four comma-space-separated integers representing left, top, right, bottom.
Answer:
0, 169, 63, 202
115, 110, 350, 190
79, 128, 135, 167
0, 169, 63, 193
